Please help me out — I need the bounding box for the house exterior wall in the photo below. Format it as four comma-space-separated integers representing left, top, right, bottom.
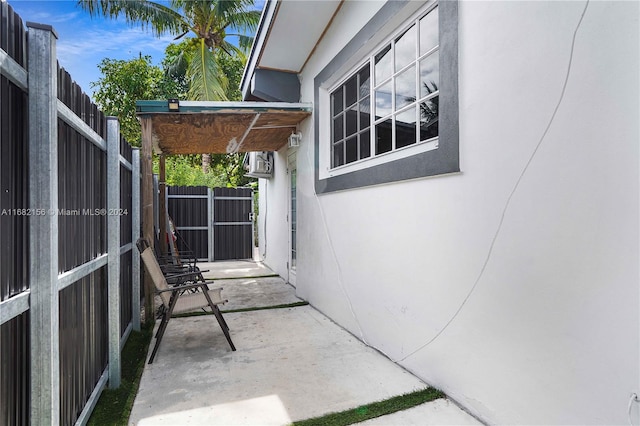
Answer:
258, 149, 292, 280
258, 1, 639, 424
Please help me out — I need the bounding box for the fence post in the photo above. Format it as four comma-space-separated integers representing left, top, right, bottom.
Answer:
132, 148, 141, 332
27, 22, 60, 425
209, 188, 215, 261
106, 117, 121, 388
207, 187, 214, 262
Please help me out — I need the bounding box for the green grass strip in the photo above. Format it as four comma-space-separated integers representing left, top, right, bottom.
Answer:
87, 323, 153, 426
292, 387, 445, 426
205, 273, 280, 280
172, 301, 309, 318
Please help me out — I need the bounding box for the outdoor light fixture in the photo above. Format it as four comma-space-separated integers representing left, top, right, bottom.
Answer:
167, 98, 180, 112
288, 131, 302, 148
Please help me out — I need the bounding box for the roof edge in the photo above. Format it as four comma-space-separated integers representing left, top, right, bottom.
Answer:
135, 100, 312, 114
240, 0, 279, 100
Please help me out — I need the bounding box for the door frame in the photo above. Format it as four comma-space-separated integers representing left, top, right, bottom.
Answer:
287, 152, 297, 286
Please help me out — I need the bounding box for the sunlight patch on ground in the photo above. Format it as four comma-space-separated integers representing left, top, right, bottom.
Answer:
137, 394, 291, 426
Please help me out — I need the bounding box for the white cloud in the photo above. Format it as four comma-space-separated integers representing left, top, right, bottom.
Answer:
57, 26, 175, 61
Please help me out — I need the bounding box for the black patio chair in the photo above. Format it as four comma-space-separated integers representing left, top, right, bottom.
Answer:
137, 238, 236, 364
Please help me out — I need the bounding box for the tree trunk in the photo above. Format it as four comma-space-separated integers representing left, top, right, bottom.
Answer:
202, 153, 211, 174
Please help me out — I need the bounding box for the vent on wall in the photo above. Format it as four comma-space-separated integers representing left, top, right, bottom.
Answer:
243, 151, 273, 178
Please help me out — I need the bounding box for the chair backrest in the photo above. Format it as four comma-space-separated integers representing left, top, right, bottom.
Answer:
136, 238, 171, 307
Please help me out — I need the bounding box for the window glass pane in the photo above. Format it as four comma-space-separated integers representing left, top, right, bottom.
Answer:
375, 119, 393, 154
345, 75, 358, 107
395, 25, 416, 72
375, 44, 392, 84
360, 130, 371, 159
359, 97, 370, 131
420, 6, 438, 55
359, 66, 370, 98
396, 107, 417, 149
375, 80, 392, 119
345, 136, 358, 164
332, 87, 343, 115
333, 115, 343, 142
395, 65, 416, 111
333, 142, 344, 167
346, 105, 358, 137
419, 95, 439, 141
420, 52, 439, 98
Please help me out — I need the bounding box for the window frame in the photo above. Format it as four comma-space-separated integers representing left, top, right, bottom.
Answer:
314, 0, 459, 194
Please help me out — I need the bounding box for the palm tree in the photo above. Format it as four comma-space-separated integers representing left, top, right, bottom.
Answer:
77, 0, 260, 171
78, 0, 259, 101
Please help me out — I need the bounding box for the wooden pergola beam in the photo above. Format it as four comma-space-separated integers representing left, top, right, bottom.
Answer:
140, 116, 155, 324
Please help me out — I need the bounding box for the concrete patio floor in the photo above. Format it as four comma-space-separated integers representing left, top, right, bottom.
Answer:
129, 261, 480, 425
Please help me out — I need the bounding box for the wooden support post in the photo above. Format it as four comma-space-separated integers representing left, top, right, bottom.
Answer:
139, 116, 155, 324
158, 155, 167, 256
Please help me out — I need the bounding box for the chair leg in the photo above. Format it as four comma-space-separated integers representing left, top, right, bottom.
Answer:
213, 305, 230, 331
148, 296, 178, 364
203, 291, 236, 351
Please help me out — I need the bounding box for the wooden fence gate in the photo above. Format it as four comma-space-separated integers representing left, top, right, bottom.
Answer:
166, 186, 254, 261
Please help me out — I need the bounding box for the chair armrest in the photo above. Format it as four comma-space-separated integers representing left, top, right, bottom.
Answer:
157, 282, 221, 294
164, 270, 210, 281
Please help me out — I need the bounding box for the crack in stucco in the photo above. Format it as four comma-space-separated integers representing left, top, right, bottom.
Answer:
399, 0, 591, 362
307, 143, 368, 345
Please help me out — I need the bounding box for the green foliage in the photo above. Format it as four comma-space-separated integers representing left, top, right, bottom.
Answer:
151, 154, 252, 188
153, 156, 227, 188
216, 51, 245, 101
91, 55, 181, 146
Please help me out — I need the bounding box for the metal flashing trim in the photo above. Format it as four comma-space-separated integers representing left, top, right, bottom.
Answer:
175, 226, 208, 231
213, 196, 253, 200
0, 291, 30, 325
120, 323, 133, 351
25, 21, 58, 38
107, 116, 122, 388
120, 243, 133, 255
132, 149, 141, 331
119, 155, 133, 171
57, 99, 107, 151
0, 49, 28, 90
135, 100, 312, 114
167, 194, 208, 199
57, 254, 108, 290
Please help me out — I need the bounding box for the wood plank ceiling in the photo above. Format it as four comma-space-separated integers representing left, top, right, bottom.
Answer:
137, 105, 311, 155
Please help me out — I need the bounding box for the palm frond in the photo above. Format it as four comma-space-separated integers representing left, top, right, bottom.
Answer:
188, 39, 228, 101
164, 49, 189, 80
76, 0, 189, 37
220, 39, 247, 60
236, 34, 254, 54
223, 9, 261, 33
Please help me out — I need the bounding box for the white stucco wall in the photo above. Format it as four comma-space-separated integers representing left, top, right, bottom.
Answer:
260, 1, 639, 424
257, 149, 291, 280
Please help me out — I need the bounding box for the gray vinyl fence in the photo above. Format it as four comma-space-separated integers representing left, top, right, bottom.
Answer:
0, 6, 141, 425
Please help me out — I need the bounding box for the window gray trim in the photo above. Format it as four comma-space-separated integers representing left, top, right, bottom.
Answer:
314, 0, 458, 194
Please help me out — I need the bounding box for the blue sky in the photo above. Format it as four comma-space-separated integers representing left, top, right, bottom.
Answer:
8, 0, 264, 99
